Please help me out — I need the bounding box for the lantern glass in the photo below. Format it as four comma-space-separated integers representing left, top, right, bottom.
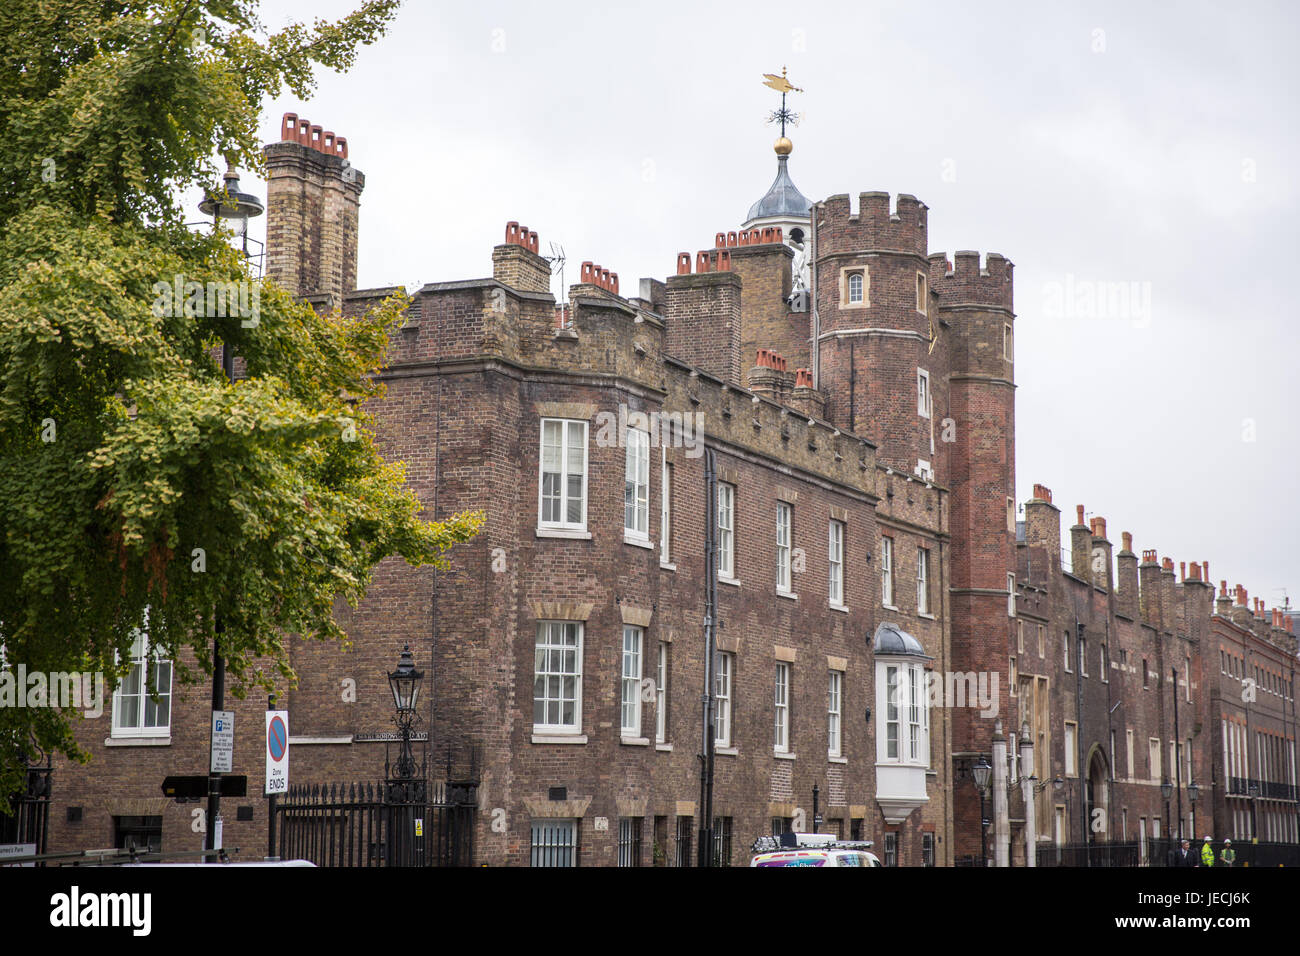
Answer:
388, 645, 424, 714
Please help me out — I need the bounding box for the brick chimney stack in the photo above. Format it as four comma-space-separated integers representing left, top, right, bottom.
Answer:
264, 112, 363, 309
1115, 531, 1139, 619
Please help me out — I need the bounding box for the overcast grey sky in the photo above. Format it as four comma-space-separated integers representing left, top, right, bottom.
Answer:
221, 0, 1300, 612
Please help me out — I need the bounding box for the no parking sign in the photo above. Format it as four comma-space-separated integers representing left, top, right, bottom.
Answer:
265, 711, 289, 794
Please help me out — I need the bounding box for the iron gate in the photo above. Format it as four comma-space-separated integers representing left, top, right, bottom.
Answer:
1, 758, 52, 855
275, 778, 476, 867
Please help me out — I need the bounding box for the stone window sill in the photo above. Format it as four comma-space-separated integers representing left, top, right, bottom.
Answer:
537, 526, 592, 540
720, 576, 741, 587
715, 746, 738, 756
655, 742, 673, 752
777, 590, 798, 601
105, 736, 171, 747
531, 733, 588, 745
830, 603, 850, 614
660, 562, 677, 572
774, 751, 797, 761
829, 755, 848, 764
620, 736, 650, 746
623, 534, 654, 550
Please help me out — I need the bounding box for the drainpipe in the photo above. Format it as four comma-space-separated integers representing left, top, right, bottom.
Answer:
697, 448, 718, 865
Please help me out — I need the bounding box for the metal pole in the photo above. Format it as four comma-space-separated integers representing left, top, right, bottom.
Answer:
205, 617, 224, 860
205, 211, 235, 862
697, 447, 718, 867
979, 787, 987, 866
267, 692, 278, 860
1076, 620, 1086, 864
1173, 667, 1183, 842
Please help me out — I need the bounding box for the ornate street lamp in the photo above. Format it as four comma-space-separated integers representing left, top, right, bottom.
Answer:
198, 164, 265, 265
973, 757, 992, 867
387, 645, 425, 797
1188, 780, 1200, 840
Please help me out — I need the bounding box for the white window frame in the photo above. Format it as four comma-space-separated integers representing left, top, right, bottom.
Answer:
881, 536, 894, 608
1007, 572, 1016, 617
1079, 636, 1088, 677
538, 418, 588, 531
1064, 630, 1073, 673
1064, 720, 1078, 777
915, 460, 933, 481
533, 621, 583, 734
916, 271, 928, 314
774, 662, 790, 753
1127, 728, 1135, 780
621, 625, 643, 737
1004, 323, 1013, 361
718, 482, 735, 580
715, 652, 733, 747
917, 369, 931, 418
1149, 737, 1161, 782
624, 426, 650, 542
828, 670, 843, 758
111, 622, 173, 738
656, 642, 668, 744
885, 665, 900, 760
917, 546, 930, 615
776, 502, 792, 593
828, 520, 845, 607
848, 271, 864, 304
660, 452, 672, 565
907, 664, 923, 761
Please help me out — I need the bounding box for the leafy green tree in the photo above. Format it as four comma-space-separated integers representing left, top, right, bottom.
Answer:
0, 0, 482, 802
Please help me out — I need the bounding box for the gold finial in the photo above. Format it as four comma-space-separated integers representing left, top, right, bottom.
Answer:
774, 137, 793, 156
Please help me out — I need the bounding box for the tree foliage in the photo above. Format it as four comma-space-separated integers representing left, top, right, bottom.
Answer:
0, 0, 482, 801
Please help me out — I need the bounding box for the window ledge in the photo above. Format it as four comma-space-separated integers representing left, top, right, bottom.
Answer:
719, 576, 741, 587
655, 742, 673, 752
830, 603, 850, 614
777, 590, 798, 601
536, 527, 592, 540
882, 603, 899, 612
917, 612, 936, 620
714, 746, 738, 756
829, 755, 848, 764
659, 562, 677, 572
774, 751, 797, 761
105, 735, 171, 747
624, 534, 654, 550
531, 733, 588, 745
620, 735, 650, 746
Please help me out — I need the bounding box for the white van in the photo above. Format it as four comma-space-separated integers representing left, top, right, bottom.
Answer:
749, 834, 883, 867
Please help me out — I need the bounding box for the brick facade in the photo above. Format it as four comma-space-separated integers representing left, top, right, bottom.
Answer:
37, 115, 1299, 867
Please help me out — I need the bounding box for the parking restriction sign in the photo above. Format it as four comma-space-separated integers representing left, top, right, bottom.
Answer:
265, 711, 289, 794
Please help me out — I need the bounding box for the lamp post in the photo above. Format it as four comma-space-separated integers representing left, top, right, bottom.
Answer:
387, 645, 426, 799
1248, 781, 1260, 842
196, 166, 263, 862
1161, 778, 1173, 864
973, 757, 992, 867
1188, 780, 1200, 841
812, 783, 823, 835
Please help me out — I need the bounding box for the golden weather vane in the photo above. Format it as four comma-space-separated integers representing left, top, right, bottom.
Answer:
763, 66, 803, 138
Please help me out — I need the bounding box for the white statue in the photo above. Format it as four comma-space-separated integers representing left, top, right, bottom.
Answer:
789, 235, 811, 293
